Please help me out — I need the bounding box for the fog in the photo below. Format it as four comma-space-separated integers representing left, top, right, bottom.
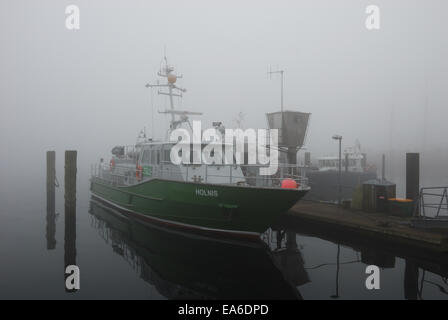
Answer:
1, 0, 447, 195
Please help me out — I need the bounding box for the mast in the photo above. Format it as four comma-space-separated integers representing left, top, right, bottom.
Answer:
145, 55, 201, 133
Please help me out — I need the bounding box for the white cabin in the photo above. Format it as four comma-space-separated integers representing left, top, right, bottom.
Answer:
137, 141, 246, 185
317, 153, 365, 173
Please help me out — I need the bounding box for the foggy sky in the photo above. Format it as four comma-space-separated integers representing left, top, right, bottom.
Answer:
1, 0, 447, 193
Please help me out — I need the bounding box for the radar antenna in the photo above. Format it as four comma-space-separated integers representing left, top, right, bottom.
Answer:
145, 55, 201, 132
268, 66, 285, 141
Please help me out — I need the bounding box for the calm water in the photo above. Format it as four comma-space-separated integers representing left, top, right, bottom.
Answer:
0, 161, 447, 300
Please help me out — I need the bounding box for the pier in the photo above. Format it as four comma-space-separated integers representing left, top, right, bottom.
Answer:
283, 201, 448, 259
278, 150, 448, 264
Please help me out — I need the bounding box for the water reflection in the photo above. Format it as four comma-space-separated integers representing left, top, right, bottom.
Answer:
271, 231, 310, 287
88, 199, 304, 300
278, 218, 448, 300
404, 261, 419, 300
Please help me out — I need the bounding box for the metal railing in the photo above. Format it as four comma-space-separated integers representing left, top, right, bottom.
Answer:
417, 187, 448, 218
91, 162, 309, 190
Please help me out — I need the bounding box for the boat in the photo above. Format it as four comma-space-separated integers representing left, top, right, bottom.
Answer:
89, 199, 303, 299
314, 142, 371, 173
304, 141, 377, 202
90, 56, 310, 241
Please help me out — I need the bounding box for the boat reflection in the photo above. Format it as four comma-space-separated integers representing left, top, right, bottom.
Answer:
89, 198, 304, 299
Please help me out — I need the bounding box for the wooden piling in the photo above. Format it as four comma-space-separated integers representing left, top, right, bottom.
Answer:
406, 153, 420, 215
46, 151, 56, 250
406, 153, 420, 200
64, 150, 77, 291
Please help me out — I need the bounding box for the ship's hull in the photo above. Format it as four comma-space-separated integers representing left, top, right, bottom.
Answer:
90, 178, 308, 240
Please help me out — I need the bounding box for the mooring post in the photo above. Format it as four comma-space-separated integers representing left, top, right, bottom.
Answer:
64, 150, 77, 292
46, 151, 56, 250
406, 153, 420, 215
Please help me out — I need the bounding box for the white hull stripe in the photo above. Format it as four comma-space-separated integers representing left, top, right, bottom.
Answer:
91, 193, 261, 238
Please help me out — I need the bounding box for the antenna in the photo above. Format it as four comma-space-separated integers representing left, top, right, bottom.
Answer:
267, 66, 285, 140
267, 67, 285, 113
233, 111, 245, 129
145, 51, 198, 132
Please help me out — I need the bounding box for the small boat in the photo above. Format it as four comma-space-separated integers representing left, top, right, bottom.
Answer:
304, 141, 377, 202
90, 56, 309, 241
314, 142, 373, 173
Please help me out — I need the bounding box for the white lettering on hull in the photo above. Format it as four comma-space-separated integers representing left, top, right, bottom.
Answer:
195, 189, 218, 197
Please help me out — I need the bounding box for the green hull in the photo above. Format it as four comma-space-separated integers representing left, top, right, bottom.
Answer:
90, 177, 308, 239
89, 200, 303, 299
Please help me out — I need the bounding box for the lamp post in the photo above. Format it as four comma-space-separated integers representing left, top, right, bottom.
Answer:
332, 135, 342, 205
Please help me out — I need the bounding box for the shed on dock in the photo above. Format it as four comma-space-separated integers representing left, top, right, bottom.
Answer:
362, 179, 396, 213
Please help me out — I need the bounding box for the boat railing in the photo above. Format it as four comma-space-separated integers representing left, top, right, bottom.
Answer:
91, 162, 309, 190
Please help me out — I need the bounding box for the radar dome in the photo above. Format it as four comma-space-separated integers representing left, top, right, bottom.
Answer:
167, 74, 177, 84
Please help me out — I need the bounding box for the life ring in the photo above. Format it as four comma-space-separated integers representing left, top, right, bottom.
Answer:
136, 165, 143, 181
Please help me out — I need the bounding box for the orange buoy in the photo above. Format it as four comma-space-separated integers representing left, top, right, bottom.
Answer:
281, 178, 298, 189
136, 165, 143, 180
